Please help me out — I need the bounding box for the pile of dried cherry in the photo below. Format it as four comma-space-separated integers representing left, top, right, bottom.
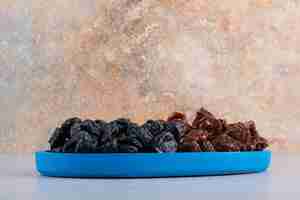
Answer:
48, 107, 268, 153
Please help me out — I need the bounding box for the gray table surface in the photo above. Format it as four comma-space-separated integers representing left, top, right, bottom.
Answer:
0, 153, 299, 200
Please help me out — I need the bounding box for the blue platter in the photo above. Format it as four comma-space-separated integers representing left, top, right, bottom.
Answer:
35, 150, 271, 178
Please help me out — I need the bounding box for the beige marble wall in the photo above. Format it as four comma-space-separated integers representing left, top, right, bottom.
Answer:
0, 0, 299, 153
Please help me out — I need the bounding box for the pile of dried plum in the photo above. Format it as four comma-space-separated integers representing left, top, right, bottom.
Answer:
48, 108, 268, 153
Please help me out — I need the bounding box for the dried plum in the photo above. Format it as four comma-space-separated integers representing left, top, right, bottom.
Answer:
70, 123, 82, 137
48, 128, 65, 150
80, 119, 103, 137
118, 144, 139, 153
61, 117, 82, 137
164, 121, 183, 142
63, 131, 98, 153
138, 127, 153, 147
119, 135, 143, 150
128, 124, 153, 146
112, 118, 131, 133
99, 124, 113, 144
48, 117, 82, 150
96, 139, 119, 153
141, 120, 165, 137
95, 119, 107, 127
152, 131, 177, 153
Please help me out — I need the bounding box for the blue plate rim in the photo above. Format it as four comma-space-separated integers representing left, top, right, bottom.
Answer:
35, 150, 271, 156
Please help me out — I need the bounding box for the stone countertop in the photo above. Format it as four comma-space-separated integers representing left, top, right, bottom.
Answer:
1, 153, 299, 200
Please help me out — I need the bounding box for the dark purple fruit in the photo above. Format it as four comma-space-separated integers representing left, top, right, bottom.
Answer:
152, 131, 177, 153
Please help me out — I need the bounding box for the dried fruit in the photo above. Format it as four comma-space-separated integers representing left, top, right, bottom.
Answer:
137, 127, 153, 145
48, 128, 65, 150
179, 107, 268, 152
185, 129, 209, 141
63, 131, 98, 153
119, 134, 143, 150
178, 141, 201, 152
96, 139, 119, 153
142, 120, 165, 137
167, 112, 186, 122
48, 117, 82, 150
199, 140, 215, 152
166, 112, 191, 143
152, 131, 177, 153
254, 136, 269, 151
165, 121, 186, 142
118, 144, 139, 153
61, 117, 82, 136
48, 107, 268, 153
211, 134, 242, 152
79, 119, 103, 137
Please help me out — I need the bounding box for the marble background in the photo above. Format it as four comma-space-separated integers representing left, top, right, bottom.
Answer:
1, 0, 299, 153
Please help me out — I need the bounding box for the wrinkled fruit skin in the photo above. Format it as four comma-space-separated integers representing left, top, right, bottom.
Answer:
179, 107, 268, 152
49, 117, 179, 153
178, 141, 201, 152
152, 131, 177, 153
141, 120, 165, 137
62, 131, 98, 153
48, 108, 268, 153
